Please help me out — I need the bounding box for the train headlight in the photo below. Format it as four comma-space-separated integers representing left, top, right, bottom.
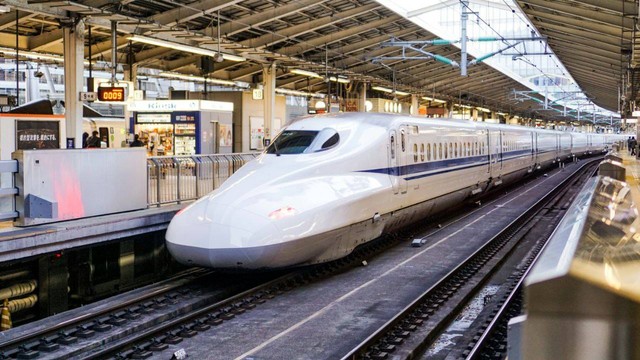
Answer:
268, 206, 297, 220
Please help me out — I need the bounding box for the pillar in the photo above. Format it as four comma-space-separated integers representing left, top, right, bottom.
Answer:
472, 108, 479, 121
411, 94, 419, 115
262, 63, 276, 145
359, 82, 367, 112
63, 20, 85, 148
123, 63, 138, 136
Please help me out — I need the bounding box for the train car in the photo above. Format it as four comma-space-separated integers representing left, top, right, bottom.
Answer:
165, 113, 622, 270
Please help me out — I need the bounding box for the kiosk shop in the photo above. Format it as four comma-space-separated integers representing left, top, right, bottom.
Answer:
129, 100, 234, 156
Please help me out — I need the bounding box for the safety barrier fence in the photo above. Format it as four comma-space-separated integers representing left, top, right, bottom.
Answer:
0, 160, 18, 221
146, 153, 260, 207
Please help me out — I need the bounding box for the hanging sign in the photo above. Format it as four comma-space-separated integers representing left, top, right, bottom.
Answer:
97, 87, 126, 102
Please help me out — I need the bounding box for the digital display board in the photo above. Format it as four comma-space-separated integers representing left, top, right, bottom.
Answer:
98, 86, 126, 102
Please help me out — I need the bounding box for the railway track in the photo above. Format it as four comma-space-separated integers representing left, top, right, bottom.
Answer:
0, 268, 284, 359
342, 159, 599, 360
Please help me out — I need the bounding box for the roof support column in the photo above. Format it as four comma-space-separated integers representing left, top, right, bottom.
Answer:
262, 62, 276, 145
63, 19, 85, 148
411, 94, 419, 115
359, 82, 367, 112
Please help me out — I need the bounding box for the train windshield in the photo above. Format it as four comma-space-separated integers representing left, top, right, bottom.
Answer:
266, 128, 340, 155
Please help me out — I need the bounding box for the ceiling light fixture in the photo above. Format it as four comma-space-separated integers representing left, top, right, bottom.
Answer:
329, 76, 350, 84
372, 86, 409, 96
289, 69, 323, 78
422, 96, 446, 103
128, 35, 245, 62
476, 107, 491, 113
159, 71, 237, 86
372, 85, 392, 93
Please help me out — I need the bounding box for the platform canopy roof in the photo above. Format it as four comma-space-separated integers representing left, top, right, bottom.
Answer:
0, 0, 634, 124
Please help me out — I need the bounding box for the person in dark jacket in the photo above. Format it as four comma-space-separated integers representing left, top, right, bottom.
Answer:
86, 131, 101, 148
130, 134, 144, 147
82, 132, 89, 148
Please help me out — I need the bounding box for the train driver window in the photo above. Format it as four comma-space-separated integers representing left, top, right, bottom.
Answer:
304, 128, 340, 153
266, 130, 319, 154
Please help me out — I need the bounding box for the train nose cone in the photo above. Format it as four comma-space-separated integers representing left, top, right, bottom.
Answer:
166, 199, 281, 269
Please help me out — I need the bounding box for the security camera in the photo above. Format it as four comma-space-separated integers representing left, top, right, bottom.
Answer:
34, 71, 44, 78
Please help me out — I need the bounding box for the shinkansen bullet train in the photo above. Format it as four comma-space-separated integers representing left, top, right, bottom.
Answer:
166, 113, 624, 270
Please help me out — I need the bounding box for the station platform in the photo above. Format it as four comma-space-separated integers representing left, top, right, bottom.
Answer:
620, 150, 640, 205
0, 204, 184, 264
511, 150, 640, 359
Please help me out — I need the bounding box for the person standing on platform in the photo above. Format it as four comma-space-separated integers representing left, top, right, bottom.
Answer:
82, 132, 89, 148
630, 137, 637, 156
130, 134, 144, 147
86, 131, 101, 148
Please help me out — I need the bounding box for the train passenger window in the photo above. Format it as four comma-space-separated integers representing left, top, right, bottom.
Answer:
420, 144, 425, 162
401, 131, 406, 152
413, 144, 418, 162
266, 130, 319, 155
448, 143, 452, 158
427, 144, 431, 160
390, 135, 396, 159
454, 143, 458, 157
439, 143, 443, 159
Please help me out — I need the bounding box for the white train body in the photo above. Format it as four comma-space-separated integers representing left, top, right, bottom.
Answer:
165, 113, 623, 269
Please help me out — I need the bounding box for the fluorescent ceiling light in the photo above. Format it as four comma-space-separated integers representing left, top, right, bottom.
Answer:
159, 71, 236, 86
373, 86, 410, 96
372, 86, 392, 93
289, 69, 322, 78
329, 76, 350, 84
455, 104, 472, 109
422, 96, 446, 103
497, 112, 507, 116
275, 88, 310, 96
476, 107, 491, 113
128, 35, 245, 62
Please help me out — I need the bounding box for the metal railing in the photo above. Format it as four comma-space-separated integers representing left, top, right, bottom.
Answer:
0, 160, 18, 220
146, 153, 260, 207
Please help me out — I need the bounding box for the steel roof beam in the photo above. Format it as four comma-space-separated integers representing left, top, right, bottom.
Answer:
220, 0, 323, 37
240, 3, 381, 50
150, 0, 243, 28
277, 15, 400, 56
518, 0, 635, 29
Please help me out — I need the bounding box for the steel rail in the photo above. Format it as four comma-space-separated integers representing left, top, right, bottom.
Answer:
341, 158, 601, 360
0, 267, 211, 351
461, 168, 596, 359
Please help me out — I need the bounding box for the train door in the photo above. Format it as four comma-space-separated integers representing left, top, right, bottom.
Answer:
398, 126, 409, 194
389, 130, 399, 194
488, 129, 502, 179
531, 132, 535, 161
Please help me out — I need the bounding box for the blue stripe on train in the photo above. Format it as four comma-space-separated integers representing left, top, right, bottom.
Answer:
359, 149, 540, 180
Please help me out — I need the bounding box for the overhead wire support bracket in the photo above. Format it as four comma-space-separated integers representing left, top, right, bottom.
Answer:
373, 40, 459, 68
469, 41, 522, 65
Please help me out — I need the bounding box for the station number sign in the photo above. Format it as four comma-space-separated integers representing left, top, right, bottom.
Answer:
97, 86, 126, 102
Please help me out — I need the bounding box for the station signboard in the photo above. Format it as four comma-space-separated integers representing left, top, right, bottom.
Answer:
97, 86, 126, 102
